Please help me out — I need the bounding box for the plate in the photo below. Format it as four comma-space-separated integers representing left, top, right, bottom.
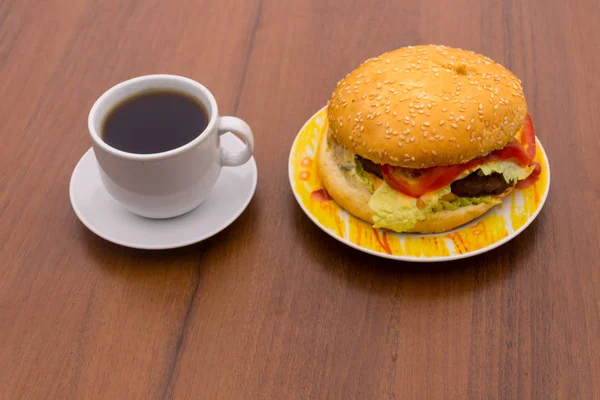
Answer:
70, 134, 257, 250
288, 107, 550, 262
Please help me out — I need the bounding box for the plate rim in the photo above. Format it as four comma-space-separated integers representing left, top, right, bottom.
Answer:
288, 106, 551, 262
70, 141, 258, 250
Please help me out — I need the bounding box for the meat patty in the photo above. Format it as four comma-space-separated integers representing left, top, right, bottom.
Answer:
451, 172, 513, 197
356, 155, 383, 178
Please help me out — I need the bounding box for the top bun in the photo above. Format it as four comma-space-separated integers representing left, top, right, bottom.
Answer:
327, 45, 527, 168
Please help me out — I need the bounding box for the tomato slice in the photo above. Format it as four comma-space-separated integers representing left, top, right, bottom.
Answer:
515, 162, 541, 189
381, 113, 540, 198
521, 113, 536, 160
381, 160, 482, 198
487, 140, 532, 166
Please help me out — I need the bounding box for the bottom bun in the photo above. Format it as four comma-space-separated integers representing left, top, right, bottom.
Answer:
317, 129, 511, 234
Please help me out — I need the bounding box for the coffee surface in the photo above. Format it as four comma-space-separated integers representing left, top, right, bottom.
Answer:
102, 90, 208, 154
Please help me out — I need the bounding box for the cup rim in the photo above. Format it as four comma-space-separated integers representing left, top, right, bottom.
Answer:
88, 74, 219, 161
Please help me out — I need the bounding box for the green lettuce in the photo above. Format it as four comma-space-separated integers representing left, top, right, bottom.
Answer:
477, 161, 534, 184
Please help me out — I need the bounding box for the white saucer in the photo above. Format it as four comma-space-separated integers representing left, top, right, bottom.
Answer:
70, 134, 257, 249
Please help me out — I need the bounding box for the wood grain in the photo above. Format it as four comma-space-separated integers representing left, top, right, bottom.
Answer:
1, 0, 599, 398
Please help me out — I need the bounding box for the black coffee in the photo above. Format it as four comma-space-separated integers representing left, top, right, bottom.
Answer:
101, 90, 208, 154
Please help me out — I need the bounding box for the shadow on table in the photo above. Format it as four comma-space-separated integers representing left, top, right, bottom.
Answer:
291, 195, 544, 299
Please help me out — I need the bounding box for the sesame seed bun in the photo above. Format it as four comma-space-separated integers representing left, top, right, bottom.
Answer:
316, 128, 512, 233
327, 45, 527, 168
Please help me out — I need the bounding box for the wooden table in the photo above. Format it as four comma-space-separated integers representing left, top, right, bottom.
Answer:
1, 0, 599, 398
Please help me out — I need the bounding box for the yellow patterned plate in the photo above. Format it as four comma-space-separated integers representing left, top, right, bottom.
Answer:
288, 107, 551, 262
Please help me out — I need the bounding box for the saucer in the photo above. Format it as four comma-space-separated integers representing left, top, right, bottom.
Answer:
70, 134, 257, 249
289, 107, 550, 262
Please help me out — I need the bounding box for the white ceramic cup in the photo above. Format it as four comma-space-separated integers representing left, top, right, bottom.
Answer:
88, 74, 254, 219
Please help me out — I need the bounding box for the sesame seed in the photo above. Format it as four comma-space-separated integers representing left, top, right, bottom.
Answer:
420, 125, 427, 131
393, 111, 397, 116
451, 123, 458, 128
429, 137, 436, 142
449, 137, 456, 142
411, 156, 416, 161
362, 94, 367, 99
377, 121, 383, 125
432, 151, 437, 156
494, 105, 499, 110
424, 121, 431, 127
439, 120, 445, 125
385, 121, 390, 128
418, 110, 424, 114
423, 132, 428, 137
442, 108, 448, 112
360, 126, 364, 132
376, 83, 383, 89
456, 144, 460, 148
411, 121, 416, 127
466, 125, 471, 130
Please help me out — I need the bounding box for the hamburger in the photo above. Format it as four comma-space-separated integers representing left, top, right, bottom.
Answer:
318, 45, 541, 233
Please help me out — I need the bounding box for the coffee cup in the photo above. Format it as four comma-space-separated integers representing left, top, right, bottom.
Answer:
88, 74, 254, 219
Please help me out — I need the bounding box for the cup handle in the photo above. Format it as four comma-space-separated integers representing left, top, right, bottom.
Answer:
217, 116, 254, 167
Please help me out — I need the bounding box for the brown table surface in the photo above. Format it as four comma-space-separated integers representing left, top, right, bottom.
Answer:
1, 0, 599, 398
